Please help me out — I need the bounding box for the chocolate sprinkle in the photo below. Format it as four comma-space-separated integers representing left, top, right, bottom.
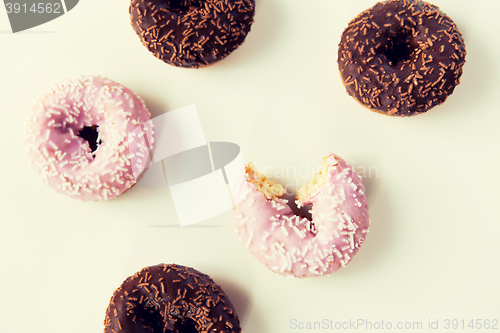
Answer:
130, 0, 255, 68
338, 0, 466, 116
104, 264, 241, 333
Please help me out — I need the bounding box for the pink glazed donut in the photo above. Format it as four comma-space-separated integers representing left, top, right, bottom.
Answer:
24, 76, 154, 201
232, 154, 370, 278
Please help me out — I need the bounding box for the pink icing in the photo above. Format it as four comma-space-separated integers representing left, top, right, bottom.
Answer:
24, 76, 154, 201
232, 154, 370, 278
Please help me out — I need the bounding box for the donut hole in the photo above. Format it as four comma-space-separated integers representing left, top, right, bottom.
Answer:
165, 0, 201, 13
77, 125, 102, 157
380, 28, 415, 66
166, 319, 198, 333
282, 192, 314, 222
296, 156, 330, 202
134, 304, 164, 333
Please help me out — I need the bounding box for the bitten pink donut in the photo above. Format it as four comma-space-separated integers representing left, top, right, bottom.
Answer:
24, 76, 154, 201
232, 154, 370, 278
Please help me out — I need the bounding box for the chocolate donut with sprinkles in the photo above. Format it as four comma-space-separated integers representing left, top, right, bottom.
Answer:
104, 264, 241, 333
338, 0, 466, 116
130, 0, 255, 68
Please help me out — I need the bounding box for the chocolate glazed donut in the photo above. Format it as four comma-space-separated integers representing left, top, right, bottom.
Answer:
338, 0, 466, 116
130, 0, 255, 68
104, 264, 241, 333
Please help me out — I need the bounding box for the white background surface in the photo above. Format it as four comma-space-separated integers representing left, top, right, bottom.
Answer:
1, 0, 499, 332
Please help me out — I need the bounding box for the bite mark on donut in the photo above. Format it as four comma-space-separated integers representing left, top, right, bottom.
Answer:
296, 156, 336, 204
245, 162, 285, 200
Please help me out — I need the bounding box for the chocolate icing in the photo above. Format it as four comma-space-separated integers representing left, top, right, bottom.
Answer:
130, 0, 255, 68
104, 264, 241, 333
338, 0, 466, 116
